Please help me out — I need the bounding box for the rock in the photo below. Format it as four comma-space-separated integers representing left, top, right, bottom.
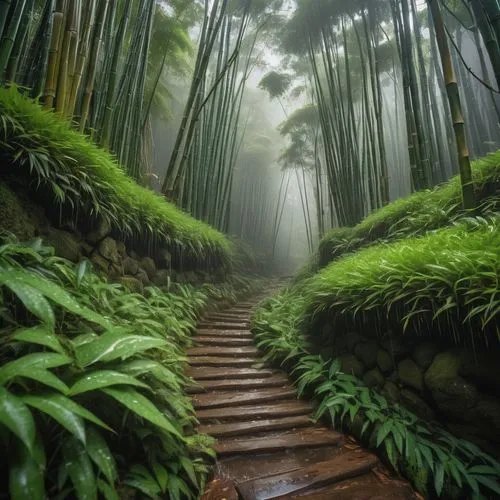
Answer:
129, 250, 139, 260
157, 248, 172, 268
98, 237, 121, 265
346, 332, 365, 352
153, 269, 171, 287
185, 270, 199, 283
45, 228, 81, 262
108, 263, 124, 280
387, 370, 400, 383
377, 348, 393, 373
463, 397, 500, 441
460, 351, 500, 394
136, 268, 150, 286
424, 350, 461, 392
123, 257, 139, 276
413, 342, 439, 369
432, 376, 478, 416
80, 241, 94, 257
338, 354, 365, 378
380, 336, 411, 361
354, 340, 378, 369
120, 276, 144, 294
87, 218, 111, 244
320, 346, 335, 361
334, 333, 348, 353
362, 368, 385, 388
400, 389, 435, 420
0, 184, 35, 240
91, 252, 110, 273
116, 241, 127, 259
383, 381, 400, 402
398, 358, 424, 392
139, 257, 157, 280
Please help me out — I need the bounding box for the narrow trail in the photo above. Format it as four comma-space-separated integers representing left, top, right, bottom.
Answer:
187, 294, 418, 500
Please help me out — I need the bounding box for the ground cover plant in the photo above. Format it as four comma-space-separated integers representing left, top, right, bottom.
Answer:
319, 152, 500, 267
0, 86, 232, 270
0, 234, 260, 500
252, 284, 500, 498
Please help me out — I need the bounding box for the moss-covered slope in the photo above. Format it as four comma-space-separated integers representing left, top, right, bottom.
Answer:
0, 87, 232, 269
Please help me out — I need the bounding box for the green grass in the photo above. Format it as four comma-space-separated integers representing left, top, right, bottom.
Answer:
0, 86, 233, 270
319, 154, 500, 266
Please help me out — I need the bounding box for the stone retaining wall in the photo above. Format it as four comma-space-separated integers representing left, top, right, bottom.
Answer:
315, 325, 500, 458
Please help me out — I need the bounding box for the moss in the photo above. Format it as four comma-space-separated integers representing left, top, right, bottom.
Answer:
0, 183, 35, 240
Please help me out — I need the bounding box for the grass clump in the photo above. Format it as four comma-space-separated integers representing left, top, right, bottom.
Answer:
0, 86, 232, 270
309, 217, 499, 345
0, 235, 223, 500
319, 154, 500, 266
252, 287, 500, 498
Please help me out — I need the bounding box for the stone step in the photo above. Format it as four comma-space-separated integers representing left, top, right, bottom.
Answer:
215, 428, 343, 457
237, 451, 378, 499
199, 415, 311, 438
192, 387, 297, 410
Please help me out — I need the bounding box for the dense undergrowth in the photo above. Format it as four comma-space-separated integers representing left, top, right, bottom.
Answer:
0, 87, 232, 270
318, 152, 500, 268
253, 285, 500, 498
0, 235, 261, 500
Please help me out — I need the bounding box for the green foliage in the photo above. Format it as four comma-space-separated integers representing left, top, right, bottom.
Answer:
319, 152, 500, 266
0, 236, 219, 499
0, 86, 232, 269
252, 287, 500, 498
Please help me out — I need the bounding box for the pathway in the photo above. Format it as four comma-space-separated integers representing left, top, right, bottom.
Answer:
187, 294, 418, 500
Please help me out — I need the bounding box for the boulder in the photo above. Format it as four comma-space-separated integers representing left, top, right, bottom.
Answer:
116, 241, 127, 259
136, 268, 151, 286
80, 241, 94, 257
91, 252, 110, 273
120, 276, 144, 294
87, 218, 111, 244
129, 250, 139, 260
432, 376, 478, 416
400, 389, 435, 420
398, 358, 424, 392
139, 257, 157, 280
380, 336, 411, 360
463, 396, 500, 441
346, 332, 366, 352
0, 183, 36, 240
354, 340, 378, 369
153, 269, 171, 288
362, 368, 385, 388
157, 248, 172, 268
338, 354, 365, 378
46, 228, 81, 262
377, 348, 393, 373
424, 350, 461, 392
460, 351, 500, 395
108, 263, 124, 280
123, 257, 139, 276
383, 381, 400, 402
413, 342, 439, 369
98, 237, 121, 265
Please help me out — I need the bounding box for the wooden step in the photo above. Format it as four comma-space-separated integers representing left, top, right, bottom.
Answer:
207, 313, 251, 320
193, 387, 297, 410
215, 428, 343, 456
188, 356, 258, 367
201, 476, 239, 500
237, 451, 378, 499
196, 401, 315, 422
188, 346, 259, 358
199, 415, 311, 438
195, 336, 254, 347
186, 366, 277, 380
198, 322, 250, 330
287, 474, 418, 499
187, 374, 289, 394
196, 329, 253, 338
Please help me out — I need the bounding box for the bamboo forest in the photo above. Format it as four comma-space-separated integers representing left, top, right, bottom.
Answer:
1, 0, 500, 498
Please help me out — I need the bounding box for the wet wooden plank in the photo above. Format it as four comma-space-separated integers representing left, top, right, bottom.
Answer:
201, 476, 239, 500
199, 415, 311, 438
194, 336, 254, 347
237, 451, 378, 499
196, 401, 315, 422
188, 356, 258, 367
186, 366, 277, 380
187, 346, 259, 358
287, 473, 418, 499
187, 374, 290, 394
219, 447, 345, 484
207, 313, 251, 320
196, 328, 253, 338
193, 387, 297, 409
215, 428, 343, 456
198, 322, 250, 330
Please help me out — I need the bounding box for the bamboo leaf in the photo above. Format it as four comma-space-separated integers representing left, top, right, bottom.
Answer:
86, 427, 117, 485
9, 439, 45, 500
12, 325, 65, 354
69, 370, 149, 395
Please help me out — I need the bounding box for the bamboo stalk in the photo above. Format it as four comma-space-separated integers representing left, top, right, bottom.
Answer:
0, 0, 27, 80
